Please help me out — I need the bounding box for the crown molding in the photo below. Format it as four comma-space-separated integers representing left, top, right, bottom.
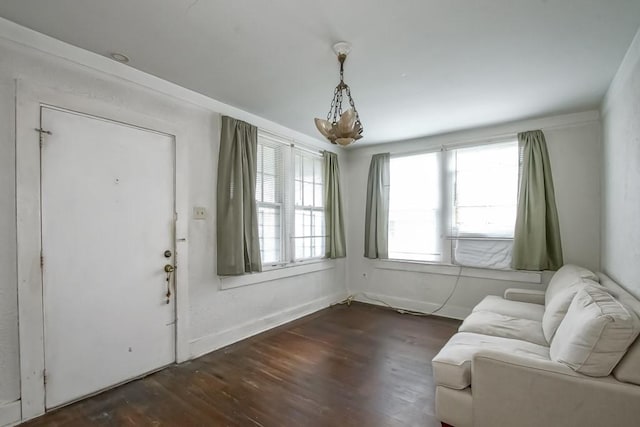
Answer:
0, 16, 333, 152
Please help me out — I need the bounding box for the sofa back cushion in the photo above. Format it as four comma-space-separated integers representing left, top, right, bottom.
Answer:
545, 264, 599, 304
598, 273, 640, 385
542, 278, 601, 343
550, 285, 640, 377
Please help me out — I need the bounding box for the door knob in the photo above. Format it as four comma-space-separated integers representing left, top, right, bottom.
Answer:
164, 264, 175, 273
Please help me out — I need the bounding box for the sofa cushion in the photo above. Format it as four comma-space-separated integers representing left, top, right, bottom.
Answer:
550, 285, 640, 377
473, 295, 544, 321
542, 279, 601, 343
459, 310, 547, 346
432, 332, 550, 389
597, 273, 640, 385
545, 264, 599, 304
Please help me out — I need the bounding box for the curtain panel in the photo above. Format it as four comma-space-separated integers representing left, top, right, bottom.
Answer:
512, 130, 563, 270
323, 151, 347, 258
364, 153, 390, 259
216, 116, 262, 275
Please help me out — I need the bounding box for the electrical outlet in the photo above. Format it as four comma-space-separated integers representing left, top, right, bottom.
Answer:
193, 206, 207, 220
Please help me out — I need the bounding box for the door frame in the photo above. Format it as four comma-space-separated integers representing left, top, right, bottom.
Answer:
15, 80, 191, 421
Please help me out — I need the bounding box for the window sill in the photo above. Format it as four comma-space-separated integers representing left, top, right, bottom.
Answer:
219, 259, 334, 290
374, 259, 541, 284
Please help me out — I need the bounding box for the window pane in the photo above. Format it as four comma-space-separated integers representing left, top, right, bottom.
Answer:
314, 184, 323, 208
304, 237, 312, 258
294, 151, 325, 260
313, 210, 324, 237
303, 182, 313, 206
263, 174, 276, 203
453, 142, 518, 237
255, 173, 263, 202
314, 158, 323, 184
257, 144, 263, 173
256, 137, 284, 265
303, 157, 314, 182
388, 152, 441, 262
257, 205, 281, 264
313, 237, 324, 258
262, 145, 276, 174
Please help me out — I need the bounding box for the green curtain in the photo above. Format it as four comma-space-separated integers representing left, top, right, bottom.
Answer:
364, 153, 390, 259
216, 116, 262, 275
512, 130, 563, 271
323, 151, 346, 258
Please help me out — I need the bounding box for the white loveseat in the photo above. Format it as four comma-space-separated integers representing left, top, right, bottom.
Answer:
432, 265, 640, 427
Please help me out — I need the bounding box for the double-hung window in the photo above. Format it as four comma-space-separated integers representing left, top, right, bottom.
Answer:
256, 131, 325, 267
255, 139, 284, 264
388, 140, 519, 269
388, 152, 441, 262
294, 152, 325, 259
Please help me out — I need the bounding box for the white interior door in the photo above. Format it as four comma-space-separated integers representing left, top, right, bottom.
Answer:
40, 106, 176, 409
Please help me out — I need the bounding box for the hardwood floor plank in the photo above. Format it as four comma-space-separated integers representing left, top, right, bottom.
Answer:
20, 303, 460, 427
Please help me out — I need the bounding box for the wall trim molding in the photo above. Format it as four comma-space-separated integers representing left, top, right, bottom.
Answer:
189, 291, 347, 359
0, 400, 21, 427
348, 109, 600, 156
0, 17, 332, 153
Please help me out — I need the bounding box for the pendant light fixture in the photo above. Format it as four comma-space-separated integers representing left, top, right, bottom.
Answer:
315, 42, 363, 146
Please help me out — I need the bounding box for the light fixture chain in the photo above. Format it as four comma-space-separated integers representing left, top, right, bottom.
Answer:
327, 87, 339, 122
345, 86, 363, 132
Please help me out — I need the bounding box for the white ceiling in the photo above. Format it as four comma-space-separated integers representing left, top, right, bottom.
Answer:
1, 0, 639, 144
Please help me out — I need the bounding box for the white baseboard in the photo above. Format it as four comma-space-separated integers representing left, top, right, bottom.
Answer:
353, 292, 470, 320
189, 291, 348, 359
0, 400, 21, 427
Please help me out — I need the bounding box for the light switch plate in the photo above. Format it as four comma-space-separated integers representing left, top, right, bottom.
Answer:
193, 206, 207, 220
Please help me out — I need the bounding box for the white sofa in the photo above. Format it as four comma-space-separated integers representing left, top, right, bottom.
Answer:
432, 265, 640, 427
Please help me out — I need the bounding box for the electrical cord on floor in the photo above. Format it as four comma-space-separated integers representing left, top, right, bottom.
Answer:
332, 267, 463, 317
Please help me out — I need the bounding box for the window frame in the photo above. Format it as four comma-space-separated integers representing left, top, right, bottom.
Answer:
293, 150, 326, 261
256, 131, 326, 270
255, 137, 285, 266
387, 137, 520, 270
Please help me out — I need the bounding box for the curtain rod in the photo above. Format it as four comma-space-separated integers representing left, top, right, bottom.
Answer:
385, 116, 598, 157
258, 128, 324, 155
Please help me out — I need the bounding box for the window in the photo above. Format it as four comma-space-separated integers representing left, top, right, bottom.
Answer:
388, 152, 441, 262
388, 140, 519, 269
256, 132, 325, 266
256, 140, 284, 264
294, 152, 325, 259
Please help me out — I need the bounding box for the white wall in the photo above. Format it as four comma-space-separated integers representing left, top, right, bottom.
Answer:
0, 21, 347, 420
601, 29, 640, 299
343, 112, 601, 318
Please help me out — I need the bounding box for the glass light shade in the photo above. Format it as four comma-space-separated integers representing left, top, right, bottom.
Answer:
314, 109, 362, 146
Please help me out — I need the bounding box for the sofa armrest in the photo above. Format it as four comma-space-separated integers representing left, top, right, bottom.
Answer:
472, 350, 640, 427
503, 288, 545, 304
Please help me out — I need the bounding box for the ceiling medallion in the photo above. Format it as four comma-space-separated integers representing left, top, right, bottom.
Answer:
315, 42, 363, 146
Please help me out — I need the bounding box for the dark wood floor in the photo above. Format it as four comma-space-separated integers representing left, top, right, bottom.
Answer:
21, 302, 460, 427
